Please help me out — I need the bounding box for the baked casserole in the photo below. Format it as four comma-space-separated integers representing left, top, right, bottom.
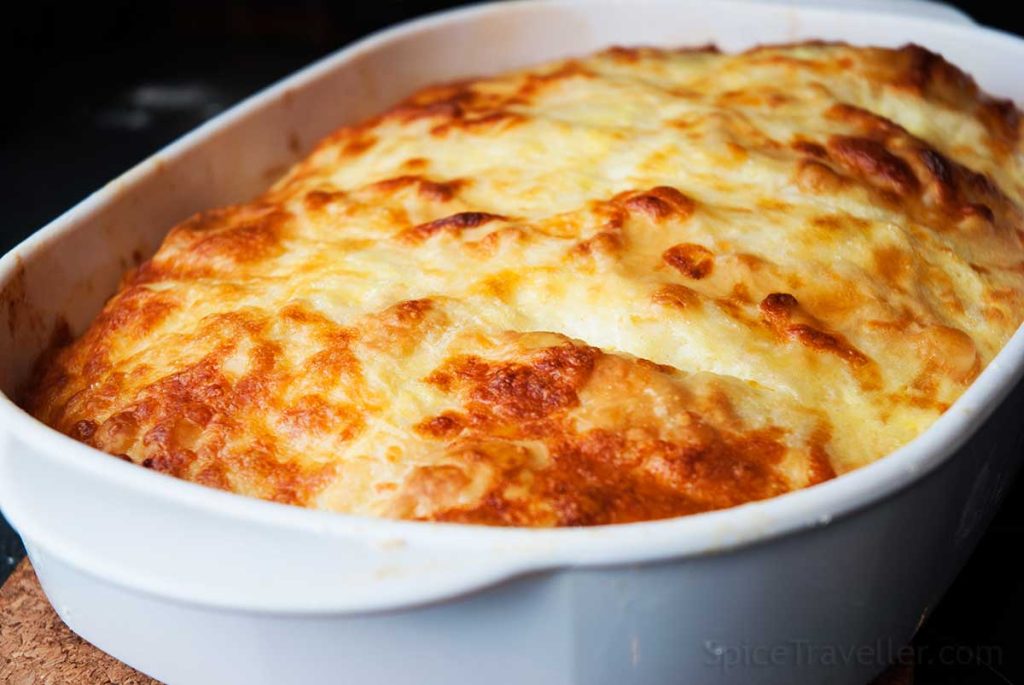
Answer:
25, 42, 1024, 526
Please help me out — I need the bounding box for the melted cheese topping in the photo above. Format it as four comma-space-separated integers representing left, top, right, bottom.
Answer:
27, 43, 1024, 526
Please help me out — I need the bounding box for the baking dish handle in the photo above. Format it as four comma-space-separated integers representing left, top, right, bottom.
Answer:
0, 429, 550, 615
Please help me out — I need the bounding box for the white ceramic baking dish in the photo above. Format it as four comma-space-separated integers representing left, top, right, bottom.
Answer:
2, 1, 1023, 683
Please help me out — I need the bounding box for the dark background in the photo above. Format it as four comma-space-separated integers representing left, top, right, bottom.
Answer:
2, 2, 1022, 683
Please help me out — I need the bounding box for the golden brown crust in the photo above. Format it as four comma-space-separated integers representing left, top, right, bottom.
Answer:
25, 42, 1024, 526
406, 335, 823, 525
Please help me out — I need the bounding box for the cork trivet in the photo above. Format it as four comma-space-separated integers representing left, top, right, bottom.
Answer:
0, 559, 913, 684
0, 560, 159, 684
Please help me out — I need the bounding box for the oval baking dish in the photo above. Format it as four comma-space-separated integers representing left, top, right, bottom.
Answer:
2, 1, 1023, 684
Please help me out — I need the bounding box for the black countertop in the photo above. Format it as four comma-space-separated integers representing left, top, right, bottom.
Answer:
2, 2, 1023, 682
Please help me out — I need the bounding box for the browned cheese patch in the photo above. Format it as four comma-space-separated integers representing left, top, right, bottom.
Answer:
404, 336, 834, 525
